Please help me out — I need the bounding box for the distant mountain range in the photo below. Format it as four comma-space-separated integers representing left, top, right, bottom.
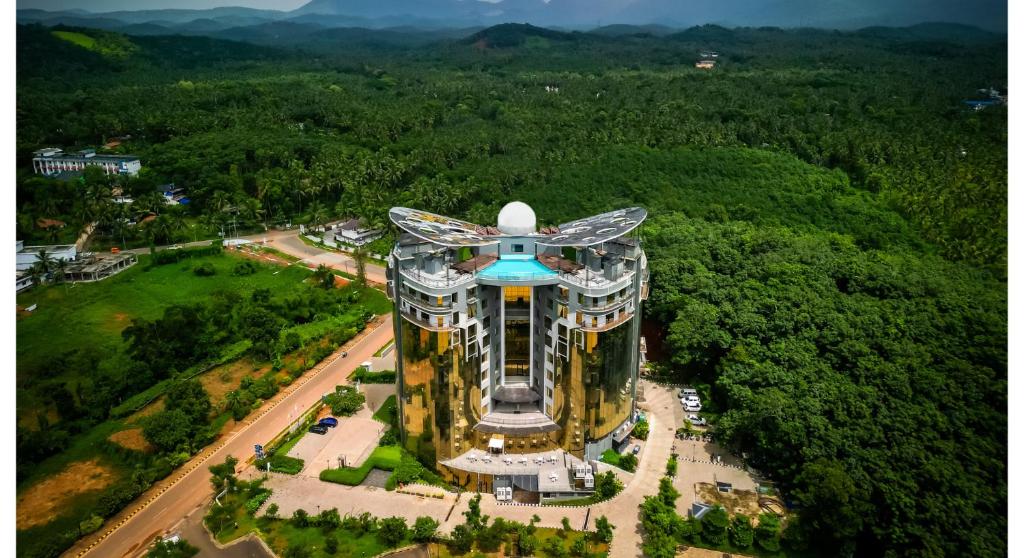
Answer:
16, 0, 1007, 39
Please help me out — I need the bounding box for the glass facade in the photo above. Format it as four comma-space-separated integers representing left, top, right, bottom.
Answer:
574, 319, 634, 440
398, 319, 482, 468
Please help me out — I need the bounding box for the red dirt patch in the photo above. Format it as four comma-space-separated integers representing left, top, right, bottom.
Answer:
109, 427, 155, 453
17, 459, 118, 530
126, 398, 164, 426
696, 483, 762, 518
200, 357, 272, 406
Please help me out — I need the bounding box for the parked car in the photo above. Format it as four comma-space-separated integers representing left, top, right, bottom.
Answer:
632, 444, 641, 455
679, 388, 698, 399
684, 401, 702, 412
308, 425, 329, 435
685, 414, 707, 426
318, 417, 339, 428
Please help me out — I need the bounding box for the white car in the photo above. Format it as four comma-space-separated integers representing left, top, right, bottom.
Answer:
683, 400, 702, 412
679, 388, 698, 399
685, 414, 707, 426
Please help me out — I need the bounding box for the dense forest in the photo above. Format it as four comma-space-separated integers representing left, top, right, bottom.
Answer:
16, 21, 1006, 557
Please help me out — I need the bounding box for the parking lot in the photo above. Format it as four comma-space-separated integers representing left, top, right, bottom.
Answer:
287, 416, 385, 477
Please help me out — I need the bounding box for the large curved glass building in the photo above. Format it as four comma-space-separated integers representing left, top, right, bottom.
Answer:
386, 202, 649, 501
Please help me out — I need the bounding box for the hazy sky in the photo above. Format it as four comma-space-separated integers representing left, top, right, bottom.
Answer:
15, 0, 1007, 32
19, 0, 309, 10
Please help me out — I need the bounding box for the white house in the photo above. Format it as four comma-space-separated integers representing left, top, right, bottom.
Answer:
327, 218, 383, 247
16, 243, 77, 271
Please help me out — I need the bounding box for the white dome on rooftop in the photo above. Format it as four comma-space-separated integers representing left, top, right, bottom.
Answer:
497, 201, 537, 235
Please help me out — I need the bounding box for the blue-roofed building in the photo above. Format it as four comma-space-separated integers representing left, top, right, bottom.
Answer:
387, 202, 649, 501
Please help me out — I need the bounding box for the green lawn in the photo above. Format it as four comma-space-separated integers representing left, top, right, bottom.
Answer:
16, 252, 311, 381
320, 445, 403, 485
599, 448, 622, 468
212, 490, 400, 558
372, 396, 398, 426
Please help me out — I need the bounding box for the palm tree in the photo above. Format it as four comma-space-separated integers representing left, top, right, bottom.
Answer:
210, 190, 232, 215
308, 201, 327, 232
53, 257, 68, 287
32, 249, 54, 281
150, 215, 176, 245
240, 198, 265, 229
352, 245, 368, 287
134, 191, 166, 216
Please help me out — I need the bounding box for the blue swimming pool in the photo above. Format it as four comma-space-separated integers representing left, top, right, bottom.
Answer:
477, 255, 557, 282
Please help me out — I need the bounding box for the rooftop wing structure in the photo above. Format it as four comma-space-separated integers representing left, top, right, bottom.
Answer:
389, 205, 646, 247
389, 207, 499, 247
537, 207, 647, 247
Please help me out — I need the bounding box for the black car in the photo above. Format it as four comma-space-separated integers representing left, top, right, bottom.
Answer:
308, 425, 329, 435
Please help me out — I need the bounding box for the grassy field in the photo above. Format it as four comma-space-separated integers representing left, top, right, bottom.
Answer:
16, 249, 391, 557
50, 29, 136, 58
16, 252, 310, 381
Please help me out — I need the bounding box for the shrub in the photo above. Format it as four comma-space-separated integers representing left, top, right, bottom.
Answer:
319, 508, 342, 530
730, 514, 754, 548
325, 385, 366, 416
291, 508, 310, 528
449, 524, 474, 554
632, 419, 650, 440
755, 513, 782, 551
377, 516, 408, 546
244, 491, 271, 516
594, 515, 614, 543
352, 367, 397, 384
544, 536, 567, 558
79, 514, 104, 535
666, 455, 678, 477
379, 428, 399, 446
594, 471, 623, 499
265, 503, 279, 518
412, 516, 439, 542
193, 262, 216, 276
571, 536, 588, 557
700, 506, 729, 546
232, 260, 258, 275
618, 453, 638, 472
324, 535, 338, 555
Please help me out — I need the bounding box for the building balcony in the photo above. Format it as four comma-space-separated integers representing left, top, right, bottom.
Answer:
579, 293, 633, 314
401, 292, 452, 311
579, 311, 633, 333
560, 268, 635, 290
400, 266, 475, 290
399, 308, 455, 332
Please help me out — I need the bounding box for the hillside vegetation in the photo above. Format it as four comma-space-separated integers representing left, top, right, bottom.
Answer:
15, 23, 1006, 558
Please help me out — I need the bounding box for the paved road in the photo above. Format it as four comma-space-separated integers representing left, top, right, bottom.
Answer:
124, 229, 389, 285
65, 315, 395, 558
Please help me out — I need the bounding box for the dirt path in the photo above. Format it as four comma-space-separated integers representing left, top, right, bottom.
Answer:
17, 460, 117, 530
